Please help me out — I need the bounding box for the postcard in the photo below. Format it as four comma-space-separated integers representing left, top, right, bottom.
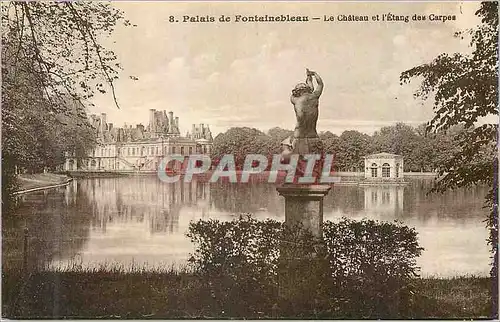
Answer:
2, 1, 497, 319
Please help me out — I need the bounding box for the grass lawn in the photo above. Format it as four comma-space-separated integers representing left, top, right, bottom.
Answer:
2, 266, 495, 319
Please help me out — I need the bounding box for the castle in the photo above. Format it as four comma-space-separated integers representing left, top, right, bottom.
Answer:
64, 109, 213, 172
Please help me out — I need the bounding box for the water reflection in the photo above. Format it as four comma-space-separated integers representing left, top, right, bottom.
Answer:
3, 180, 92, 270
3, 176, 490, 276
363, 186, 404, 214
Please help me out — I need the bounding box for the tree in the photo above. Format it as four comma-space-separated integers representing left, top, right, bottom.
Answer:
371, 123, 422, 171
319, 131, 341, 171
211, 127, 272, 169
2, 2, 135, 108
337, 130, 372, 172
400, 2, 498, 313
2, 2, 134, 211
267, 127, 294, 155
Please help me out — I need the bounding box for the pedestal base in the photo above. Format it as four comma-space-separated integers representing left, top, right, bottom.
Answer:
276, 184, 332, 314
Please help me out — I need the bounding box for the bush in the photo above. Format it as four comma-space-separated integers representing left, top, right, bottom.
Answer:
187, 214, 424, 318
323, 219, 424, 318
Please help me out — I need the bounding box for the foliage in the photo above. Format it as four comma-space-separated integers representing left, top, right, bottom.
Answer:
323, 219, 423, 317
186, 215, 423, 318
1, 268, 492, 319
2, 2, 135, 107
267, 127, 294, 155
212, 124, 461, 173
211, 127, 273, 168
336, 130, 373, 172
186, 215, 281, 316
400, 2, 498, 311
1, 2, 132, 209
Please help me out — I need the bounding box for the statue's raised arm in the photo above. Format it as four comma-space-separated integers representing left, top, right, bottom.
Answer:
310, 71, 323, 98
306, 68, 314, 90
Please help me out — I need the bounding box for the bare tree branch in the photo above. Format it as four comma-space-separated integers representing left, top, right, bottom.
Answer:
66, 2, 120, 109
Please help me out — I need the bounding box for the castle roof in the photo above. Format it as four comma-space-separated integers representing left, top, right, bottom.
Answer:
364, 152, 403, 159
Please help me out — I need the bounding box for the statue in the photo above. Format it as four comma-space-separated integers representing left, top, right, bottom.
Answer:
282, 69, 324, 181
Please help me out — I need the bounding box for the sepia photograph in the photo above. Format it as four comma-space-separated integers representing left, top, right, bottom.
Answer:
1, 1, 498, 319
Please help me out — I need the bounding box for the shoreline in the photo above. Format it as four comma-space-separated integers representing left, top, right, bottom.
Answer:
64, 170, 436, 185
14, 173, 73, 195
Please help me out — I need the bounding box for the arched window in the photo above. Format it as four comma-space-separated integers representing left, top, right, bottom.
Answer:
91, 160, 97, 168
189, 147, 193, 154
382, 163, 390, 178
371, 163, 378, 178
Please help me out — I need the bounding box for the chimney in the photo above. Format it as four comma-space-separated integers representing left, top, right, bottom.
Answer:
168, 111, 174, 133
191, 124, 196, 138
175, 117, 179, 132
108, 123, 113, 130
100, 113, 107, 132
163, 110, 169, 133
149, 109, 156, 133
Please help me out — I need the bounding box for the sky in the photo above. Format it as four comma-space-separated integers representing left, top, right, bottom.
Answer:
88, 1, 482, 136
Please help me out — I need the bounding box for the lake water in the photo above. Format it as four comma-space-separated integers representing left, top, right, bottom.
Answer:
3, 176, 491, 277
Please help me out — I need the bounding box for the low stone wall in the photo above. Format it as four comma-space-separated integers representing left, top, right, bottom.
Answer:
15, 173, 72, 195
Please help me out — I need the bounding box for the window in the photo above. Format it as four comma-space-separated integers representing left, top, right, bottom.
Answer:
180, 147, 184, 155
371, 163, 378, 178
382, 163, 390, 178
189, 147, 193, 154
156, 146, 159, 155
128, 148, 131, 155
172, 146, 176, 154
395, 163, 400, 178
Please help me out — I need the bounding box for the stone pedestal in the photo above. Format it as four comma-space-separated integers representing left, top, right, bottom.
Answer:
275, 184, 332, 315
276, 184, 331, 238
